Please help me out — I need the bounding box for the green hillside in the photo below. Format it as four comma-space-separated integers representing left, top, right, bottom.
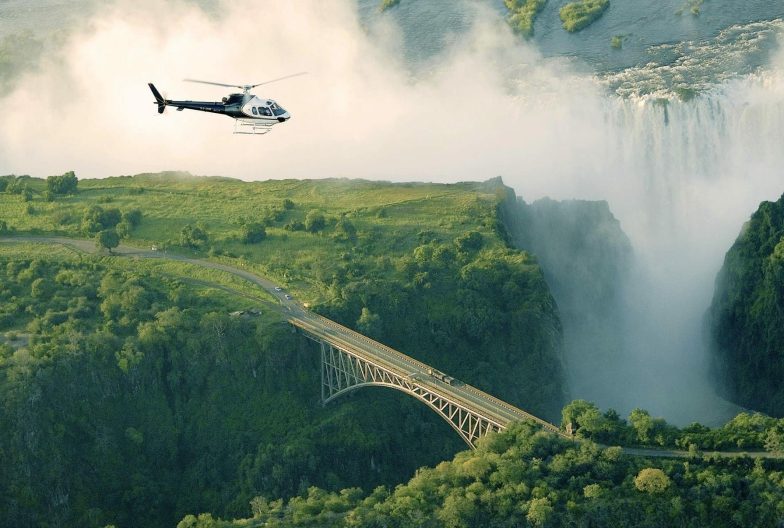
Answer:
0, 172, 565, 526
180, 421, 784, 528
708, 193, 784, 417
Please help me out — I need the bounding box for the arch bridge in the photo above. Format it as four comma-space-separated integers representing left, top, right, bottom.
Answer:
289, 313, 566, 449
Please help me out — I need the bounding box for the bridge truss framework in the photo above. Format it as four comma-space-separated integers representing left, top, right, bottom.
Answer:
318, 340, 505, 448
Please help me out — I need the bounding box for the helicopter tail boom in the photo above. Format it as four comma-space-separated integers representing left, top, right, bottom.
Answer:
148, 83, 167, 114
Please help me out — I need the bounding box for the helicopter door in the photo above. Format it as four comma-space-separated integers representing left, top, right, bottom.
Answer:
258, 106, 273, 118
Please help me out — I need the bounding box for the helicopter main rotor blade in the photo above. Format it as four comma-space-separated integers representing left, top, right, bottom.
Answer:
183, 79, 242, 89
249, 72, 308, 89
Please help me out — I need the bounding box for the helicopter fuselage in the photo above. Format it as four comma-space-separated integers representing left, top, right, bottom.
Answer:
149, 84, 290, 123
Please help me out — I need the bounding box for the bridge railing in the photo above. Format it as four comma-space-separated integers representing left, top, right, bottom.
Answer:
290, 313, 566, 437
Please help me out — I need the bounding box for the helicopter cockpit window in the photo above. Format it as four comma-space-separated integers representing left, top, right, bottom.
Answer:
272, 105, 287, 117
259, 107, 272, 116
251, 107, 258, 115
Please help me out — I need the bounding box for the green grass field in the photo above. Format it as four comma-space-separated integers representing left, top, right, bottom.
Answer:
0, 172, 505, 306
0, 241, 279, 319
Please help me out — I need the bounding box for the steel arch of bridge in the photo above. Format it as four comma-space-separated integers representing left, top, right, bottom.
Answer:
319, 341, 504, 448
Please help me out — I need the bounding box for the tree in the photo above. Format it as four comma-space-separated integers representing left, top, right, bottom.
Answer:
455, 231, 483, 253
334, 218, 356, 242
122, 208, 143, 227
96, 229, 120, 253
561, 399, 602, 435
634, 468, 670, 494
46, 171, 78, 195
356, 307, 381, 336
526, 497, 553, 527
82, 205, 122, 234
629, 408, 654, 443
282, 198, 295, 210
305, 210, 326, 233
242, 222, 267, 244
180, 224, 209, 249
0, 220, 8, 234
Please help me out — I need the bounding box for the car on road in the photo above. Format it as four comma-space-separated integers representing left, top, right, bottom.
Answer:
274, 287, 282, 291
284, 294, 292, 300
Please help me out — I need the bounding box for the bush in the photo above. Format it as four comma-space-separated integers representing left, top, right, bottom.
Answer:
46, 171, 78, 195
305, 210, 326, 233
379, 0, 400, 11
241, 223, 267, 244
122, 209, 143, 227
180, 224, 209, 249
82, 206, 122, 234
559, 0, 610, 32
505, 0, 546, 37
634, 468, 670, 494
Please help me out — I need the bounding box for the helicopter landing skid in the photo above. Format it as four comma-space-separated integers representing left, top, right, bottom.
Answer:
233, 119, 275, 135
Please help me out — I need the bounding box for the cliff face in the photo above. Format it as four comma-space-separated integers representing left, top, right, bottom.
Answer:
497, 185, 633, 403
707, 194, 784, 417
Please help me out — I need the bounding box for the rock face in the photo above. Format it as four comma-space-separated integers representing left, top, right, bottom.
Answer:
497, 185, 633, 404
707, 194, 784, 417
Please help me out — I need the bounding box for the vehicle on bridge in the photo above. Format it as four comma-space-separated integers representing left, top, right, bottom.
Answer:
427, 368, 462, 386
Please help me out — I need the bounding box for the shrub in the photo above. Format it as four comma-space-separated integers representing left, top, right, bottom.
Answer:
46, 171, 78, 195
560, 0, 610, 32
634, 468, 670, 494
122, 209, 143, 227
241, 223, 267, 244
305, 210, 326, 233
180, 224, 209, 249
505, 0, 546, 37
379, 0, 400, 12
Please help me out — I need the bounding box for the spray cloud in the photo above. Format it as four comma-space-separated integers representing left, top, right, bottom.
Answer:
1, 0, 783, 423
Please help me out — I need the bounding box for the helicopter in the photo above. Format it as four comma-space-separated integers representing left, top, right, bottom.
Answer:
147, 72, 306, 135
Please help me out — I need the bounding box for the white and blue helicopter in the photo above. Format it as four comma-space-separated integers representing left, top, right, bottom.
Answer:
148, 72, 306, 134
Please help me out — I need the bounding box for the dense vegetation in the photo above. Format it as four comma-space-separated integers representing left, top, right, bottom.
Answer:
179, 421, 784, 527
0, 245, 474, 527
561, 400, 784, 452
0, 174, 569, 526
708, 193, 784, 417
504, 0, 547, 38
559, 0, 610, 33
4, 173, 781, 526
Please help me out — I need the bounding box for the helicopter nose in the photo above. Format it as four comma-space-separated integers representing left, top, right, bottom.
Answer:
277, 113, 290, 123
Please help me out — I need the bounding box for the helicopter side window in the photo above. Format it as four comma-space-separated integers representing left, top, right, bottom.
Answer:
251, 107, 258, 115
259, 107, 272, 116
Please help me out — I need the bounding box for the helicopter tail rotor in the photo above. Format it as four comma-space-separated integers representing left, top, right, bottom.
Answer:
148, 83, 167, 114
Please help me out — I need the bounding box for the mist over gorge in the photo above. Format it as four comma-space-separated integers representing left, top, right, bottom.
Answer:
1, 0, 783, 422
4, 2, 784, 526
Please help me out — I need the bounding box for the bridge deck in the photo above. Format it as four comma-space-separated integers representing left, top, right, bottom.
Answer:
289, 312, 565, 438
